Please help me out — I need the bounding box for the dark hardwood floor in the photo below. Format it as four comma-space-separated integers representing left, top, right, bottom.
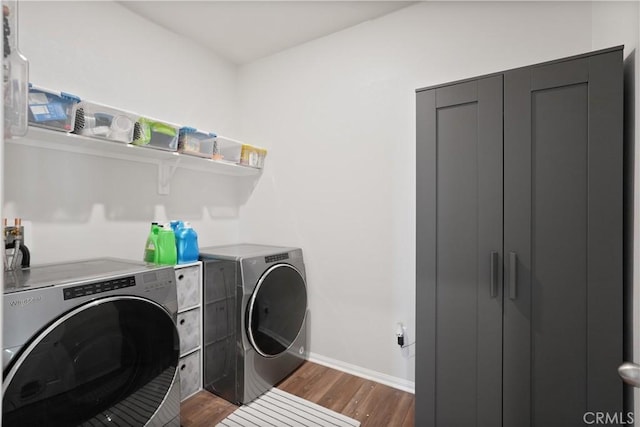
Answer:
180, 361, 415, 426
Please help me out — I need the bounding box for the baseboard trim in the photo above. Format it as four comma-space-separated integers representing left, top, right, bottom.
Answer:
307, 352, 415, 394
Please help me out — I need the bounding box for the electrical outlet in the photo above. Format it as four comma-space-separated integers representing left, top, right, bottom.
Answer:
396, 322, 405, 347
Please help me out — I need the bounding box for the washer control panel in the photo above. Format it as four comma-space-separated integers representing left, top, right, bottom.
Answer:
62, 276, 136, 300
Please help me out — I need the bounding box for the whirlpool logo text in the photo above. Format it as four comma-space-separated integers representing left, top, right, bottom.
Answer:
9, 296, 42, 307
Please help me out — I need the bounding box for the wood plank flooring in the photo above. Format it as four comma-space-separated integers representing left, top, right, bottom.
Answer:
180, 361, 415, 427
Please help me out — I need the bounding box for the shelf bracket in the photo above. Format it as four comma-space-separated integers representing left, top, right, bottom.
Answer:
157, 158, 181, 195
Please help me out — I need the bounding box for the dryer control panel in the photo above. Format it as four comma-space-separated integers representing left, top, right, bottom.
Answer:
265, 253, 289, 263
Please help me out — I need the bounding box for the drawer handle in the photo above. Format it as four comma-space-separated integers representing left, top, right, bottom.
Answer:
178, 274, 184, 280
181, 364, 186, 371
180, 319, 185, 325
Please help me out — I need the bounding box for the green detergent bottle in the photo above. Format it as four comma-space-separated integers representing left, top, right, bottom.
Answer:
156, 224, 177, 265
143, 222, 159, 263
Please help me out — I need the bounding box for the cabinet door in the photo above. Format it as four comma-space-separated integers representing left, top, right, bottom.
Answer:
416, 75, 503, 427
503, 50, 623, 427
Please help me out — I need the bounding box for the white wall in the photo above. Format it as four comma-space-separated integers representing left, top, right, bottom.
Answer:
236, 1, 624, 390
5, 1, 248, 264
591, 0, 640, 421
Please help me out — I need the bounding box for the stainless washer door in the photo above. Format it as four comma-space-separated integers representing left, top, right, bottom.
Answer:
247, 264, 307, 357
2, 296, 179, 426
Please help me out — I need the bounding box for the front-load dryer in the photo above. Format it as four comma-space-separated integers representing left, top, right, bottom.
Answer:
2, 258, 180, 426
199, 244, 308, 405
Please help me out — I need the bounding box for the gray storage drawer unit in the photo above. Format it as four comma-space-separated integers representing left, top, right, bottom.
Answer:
174, 262, 203, 401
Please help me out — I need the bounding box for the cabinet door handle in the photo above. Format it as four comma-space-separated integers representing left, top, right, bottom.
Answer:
490, 251, 498, 298
509, 251, 517, 300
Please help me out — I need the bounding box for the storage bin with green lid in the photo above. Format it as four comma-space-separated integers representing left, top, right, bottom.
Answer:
132, 117, 180, 152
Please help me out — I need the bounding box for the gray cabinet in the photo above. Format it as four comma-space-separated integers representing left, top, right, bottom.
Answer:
416, 46, 623, 427
202, 258, 237, 401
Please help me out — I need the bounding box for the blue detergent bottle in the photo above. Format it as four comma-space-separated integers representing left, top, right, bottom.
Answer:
170, 220, 184, 233
177, 222, 199, 264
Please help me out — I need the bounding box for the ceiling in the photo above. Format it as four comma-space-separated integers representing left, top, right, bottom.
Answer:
119, 1, 415, 65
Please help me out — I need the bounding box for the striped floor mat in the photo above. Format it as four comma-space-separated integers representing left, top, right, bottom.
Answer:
216, 388, 361, 427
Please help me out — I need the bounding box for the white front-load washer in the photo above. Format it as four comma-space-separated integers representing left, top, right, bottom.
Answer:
199, 244, 308, 404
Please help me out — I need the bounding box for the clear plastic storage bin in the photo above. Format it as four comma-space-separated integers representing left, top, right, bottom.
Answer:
4, 1, 29, 138
240, 144, 267, 169
27, 84, 80, 132
133, 117, 180, 151
73, 101, 139, 143
178, 127, 217, 158
214, 136, 243, 164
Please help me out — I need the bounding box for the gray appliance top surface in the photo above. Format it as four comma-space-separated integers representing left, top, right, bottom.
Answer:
199, 244, 300, 261
3, 258, 163, 294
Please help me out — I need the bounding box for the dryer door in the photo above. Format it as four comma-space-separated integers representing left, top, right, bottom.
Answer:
2, 296, 179, 427
247, 264, 307, 357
